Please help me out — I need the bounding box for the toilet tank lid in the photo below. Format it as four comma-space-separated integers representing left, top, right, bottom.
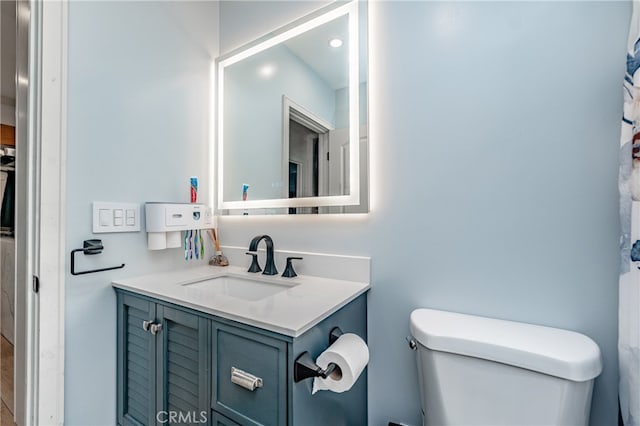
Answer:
410, 309, 602, 382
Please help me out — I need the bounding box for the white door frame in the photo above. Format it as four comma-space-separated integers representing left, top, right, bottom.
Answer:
38, 1, 67, 424
15, 1, 67, 425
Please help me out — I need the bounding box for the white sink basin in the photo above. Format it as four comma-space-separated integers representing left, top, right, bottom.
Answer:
182, 275, 294, 302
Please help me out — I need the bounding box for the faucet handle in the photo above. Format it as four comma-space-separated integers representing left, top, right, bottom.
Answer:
282, 257, 303, 278
245, 252, 262, 273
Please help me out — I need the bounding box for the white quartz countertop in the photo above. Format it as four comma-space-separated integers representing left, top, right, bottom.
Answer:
112, 265, 370, 338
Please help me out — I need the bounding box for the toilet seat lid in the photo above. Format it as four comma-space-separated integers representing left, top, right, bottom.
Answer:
410, 308, 602, 382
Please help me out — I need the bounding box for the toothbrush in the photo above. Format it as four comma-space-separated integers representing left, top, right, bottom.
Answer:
189, 230, 193, 259
194, 230, 200, 260
184, 231, 189, 261
199, 230, 205, 259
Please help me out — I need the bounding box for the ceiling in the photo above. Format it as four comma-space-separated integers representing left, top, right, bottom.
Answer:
283, 15, 349, 91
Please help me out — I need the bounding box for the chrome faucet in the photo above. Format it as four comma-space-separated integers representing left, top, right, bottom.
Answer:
247, 235, 278, 275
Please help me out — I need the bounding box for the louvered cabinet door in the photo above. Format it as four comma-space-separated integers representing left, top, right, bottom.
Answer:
156, 305, 210, 426
117, 293, 157, 426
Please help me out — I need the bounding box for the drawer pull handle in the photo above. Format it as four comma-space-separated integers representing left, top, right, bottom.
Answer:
231, 367, 263, 391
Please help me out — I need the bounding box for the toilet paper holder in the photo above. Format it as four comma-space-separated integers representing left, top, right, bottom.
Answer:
294, 327, 342, 383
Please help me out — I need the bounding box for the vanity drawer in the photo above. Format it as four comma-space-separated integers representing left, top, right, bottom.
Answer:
212, 323, 287, 426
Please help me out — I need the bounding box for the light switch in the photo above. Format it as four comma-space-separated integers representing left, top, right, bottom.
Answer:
99, 209, 112, 226
93, 202, 141, 234
125, 209, 136, 226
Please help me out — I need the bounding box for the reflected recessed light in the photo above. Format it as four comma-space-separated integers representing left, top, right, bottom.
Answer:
258, 64, 276, 78
328, 38, 343, 48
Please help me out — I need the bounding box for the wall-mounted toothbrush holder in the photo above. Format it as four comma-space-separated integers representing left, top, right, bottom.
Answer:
294, 327, 343, 383
70, 239, 125, 276
145, 202, 213, 250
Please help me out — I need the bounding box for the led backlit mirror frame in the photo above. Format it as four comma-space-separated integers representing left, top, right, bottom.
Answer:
216, 1, 363, 212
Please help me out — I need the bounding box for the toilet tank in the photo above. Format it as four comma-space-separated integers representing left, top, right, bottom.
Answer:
409, 309, 602, 426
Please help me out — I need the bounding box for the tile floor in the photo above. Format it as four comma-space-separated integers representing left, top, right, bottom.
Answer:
0, 335, 13, 426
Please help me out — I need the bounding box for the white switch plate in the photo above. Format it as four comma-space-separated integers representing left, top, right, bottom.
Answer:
92, 202, 141, 233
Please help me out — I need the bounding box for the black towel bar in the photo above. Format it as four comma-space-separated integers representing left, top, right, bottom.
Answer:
70, 239, 125, 276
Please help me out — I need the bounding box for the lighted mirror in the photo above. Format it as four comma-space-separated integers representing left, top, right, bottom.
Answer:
216, 1, 368, 214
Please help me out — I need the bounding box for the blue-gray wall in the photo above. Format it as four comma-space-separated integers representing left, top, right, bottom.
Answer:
218, 1, 630, 425
61, 1, 630, 424
64, 1, 218, 424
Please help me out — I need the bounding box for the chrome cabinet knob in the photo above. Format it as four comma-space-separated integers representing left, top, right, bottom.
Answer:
150, 323, 162, 335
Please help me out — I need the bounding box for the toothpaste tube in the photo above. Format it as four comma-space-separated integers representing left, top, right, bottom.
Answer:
242, 183, 249, 201
190, 176, 198, 203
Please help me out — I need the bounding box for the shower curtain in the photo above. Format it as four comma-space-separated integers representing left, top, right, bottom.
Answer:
620, 2, 640, 424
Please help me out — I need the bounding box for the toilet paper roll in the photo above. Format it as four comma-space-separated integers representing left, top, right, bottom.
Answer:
312, 333, 369, 395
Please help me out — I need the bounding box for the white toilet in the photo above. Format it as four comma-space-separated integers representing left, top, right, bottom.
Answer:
409, 308, 602, 426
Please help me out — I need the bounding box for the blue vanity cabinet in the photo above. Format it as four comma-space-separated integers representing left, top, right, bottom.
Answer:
117, 291, 211, 426
117, 288, 368, 426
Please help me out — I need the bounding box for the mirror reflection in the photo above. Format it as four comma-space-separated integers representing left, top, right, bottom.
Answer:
217, 2, 368, 214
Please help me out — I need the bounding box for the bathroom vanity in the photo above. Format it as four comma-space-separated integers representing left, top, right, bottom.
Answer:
113, 266, 369, 426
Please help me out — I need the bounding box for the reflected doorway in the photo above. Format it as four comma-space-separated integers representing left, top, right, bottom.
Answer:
288, 120, 320, 214
283, 96, 342, 215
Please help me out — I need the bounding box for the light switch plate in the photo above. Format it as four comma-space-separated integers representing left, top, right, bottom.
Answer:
92, 202, 141, 233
